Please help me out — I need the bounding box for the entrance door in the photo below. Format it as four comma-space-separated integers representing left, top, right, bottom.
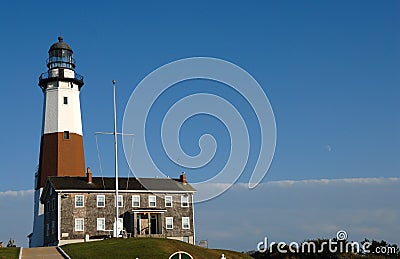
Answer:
150, 214, 158, 234
140, 217, 149, 235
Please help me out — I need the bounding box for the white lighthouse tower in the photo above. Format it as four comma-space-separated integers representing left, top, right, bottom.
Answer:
30, 37, 86, 247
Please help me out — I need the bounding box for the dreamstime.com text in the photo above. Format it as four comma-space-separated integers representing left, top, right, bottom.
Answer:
257, 230, 397, 255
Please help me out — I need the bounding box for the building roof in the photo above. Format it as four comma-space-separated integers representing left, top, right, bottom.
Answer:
49, 36, 73, 52
46, 176, 196, 192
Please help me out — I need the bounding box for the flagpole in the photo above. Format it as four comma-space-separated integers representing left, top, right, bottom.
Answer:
113, 79, 119, 237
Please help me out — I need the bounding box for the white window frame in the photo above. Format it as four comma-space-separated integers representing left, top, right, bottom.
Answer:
97, 195, 105, 207
132, 195, 140, 207
165, 196, 172, 207
181, 195, 189, 207
149, 195, 156, 207
182, 217, 190, 229
117, 195, 123, 207
166, 217, 173, 229
97, 218, 106, 231
75, 218, 84, 232
75, 195, 84, 207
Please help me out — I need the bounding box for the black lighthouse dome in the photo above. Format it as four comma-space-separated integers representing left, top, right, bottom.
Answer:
47, 36, 75, 69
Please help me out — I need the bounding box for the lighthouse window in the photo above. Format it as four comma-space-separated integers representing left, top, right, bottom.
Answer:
64, 131, 70, 140
63, 97, 68, 104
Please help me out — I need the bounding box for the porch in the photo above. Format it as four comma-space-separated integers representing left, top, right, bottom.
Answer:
123, 209, 167, 238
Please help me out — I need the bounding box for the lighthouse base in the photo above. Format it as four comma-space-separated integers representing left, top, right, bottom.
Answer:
29, 188, 44, 247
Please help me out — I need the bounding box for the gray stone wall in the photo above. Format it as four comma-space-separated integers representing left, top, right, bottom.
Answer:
51, 191, 194, 242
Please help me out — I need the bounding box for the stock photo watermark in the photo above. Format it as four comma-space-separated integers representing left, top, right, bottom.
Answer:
122, 57, 276, 203
256, 230, 398, 255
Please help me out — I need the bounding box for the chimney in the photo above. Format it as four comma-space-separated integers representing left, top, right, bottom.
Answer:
180, 172, 187, 185
87, 167, 92, 183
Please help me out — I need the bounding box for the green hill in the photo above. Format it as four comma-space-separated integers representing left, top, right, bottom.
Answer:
61, 238, 252, 259
0, 247, 20, 259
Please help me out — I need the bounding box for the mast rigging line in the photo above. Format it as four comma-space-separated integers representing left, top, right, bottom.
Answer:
94, 132, 135, 136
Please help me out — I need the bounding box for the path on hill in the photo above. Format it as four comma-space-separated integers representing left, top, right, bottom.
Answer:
21, 247, 65, 258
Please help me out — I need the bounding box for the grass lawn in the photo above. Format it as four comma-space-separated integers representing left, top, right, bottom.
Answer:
0, 247, 20, 259
61, 238, 252, 259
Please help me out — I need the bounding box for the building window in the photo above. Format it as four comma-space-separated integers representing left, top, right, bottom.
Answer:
75, 218, 84, 231
182, 217, 190, 229
132, 195, 140, 207
165, 196, 172, 207
181, 195, 189, 207
63, 96, 68, 104
149, 195, 156, 207
46, 223, 50, 236
64, 131, 70, 140
166, 217, 173, 229
117, 195, 123, 207
75, 195, 84, 207
52, 198, 56, 211
97, 218, 105, 231
51, 221, 55, 235
97, 195, 105, 207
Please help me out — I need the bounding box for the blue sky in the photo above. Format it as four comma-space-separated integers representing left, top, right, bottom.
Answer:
0, 0, 399, 249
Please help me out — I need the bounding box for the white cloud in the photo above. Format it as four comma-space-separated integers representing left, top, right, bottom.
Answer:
195, 177, 400, 251
0, 189, 33, 197
325, 145, 332, 152
233, 177, 400, 188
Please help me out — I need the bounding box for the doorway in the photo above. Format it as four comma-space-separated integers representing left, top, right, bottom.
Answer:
150, 215, 158, 234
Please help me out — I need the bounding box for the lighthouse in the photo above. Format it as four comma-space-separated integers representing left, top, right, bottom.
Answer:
30, 37, 86, 247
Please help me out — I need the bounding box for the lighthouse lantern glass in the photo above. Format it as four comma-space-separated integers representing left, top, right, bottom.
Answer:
48, 49, 75, 69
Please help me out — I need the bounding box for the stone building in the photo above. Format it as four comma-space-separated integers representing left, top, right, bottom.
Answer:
40, 170, 196, 246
